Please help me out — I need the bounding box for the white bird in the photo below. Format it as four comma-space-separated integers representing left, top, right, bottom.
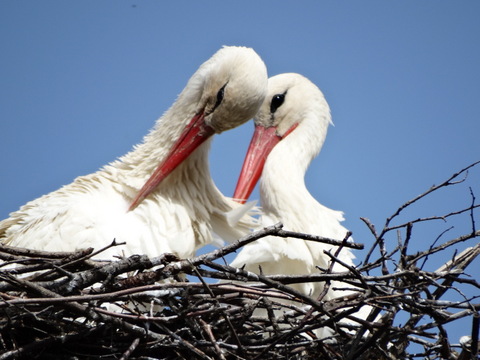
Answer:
231, 73, 366, 334
0, 46, 268, 260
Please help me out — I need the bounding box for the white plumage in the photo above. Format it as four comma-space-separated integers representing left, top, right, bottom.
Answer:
0, 46, 268, 260
231, 73, 367, 335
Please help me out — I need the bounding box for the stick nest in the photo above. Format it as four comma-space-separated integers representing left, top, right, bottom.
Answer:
1, 162, 479, 360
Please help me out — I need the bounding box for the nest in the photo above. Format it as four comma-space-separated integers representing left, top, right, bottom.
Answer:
1, 162, 479, 360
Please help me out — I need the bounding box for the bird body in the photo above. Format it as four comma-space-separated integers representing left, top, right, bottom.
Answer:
1, 46, 268, 259
231, 73, 357, 302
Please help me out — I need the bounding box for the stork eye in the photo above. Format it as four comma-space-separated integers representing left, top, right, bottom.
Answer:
214, 83, 227, 111
270, 92, 286, 113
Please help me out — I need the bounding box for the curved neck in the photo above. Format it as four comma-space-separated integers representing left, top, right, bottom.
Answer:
100, 91, 223, 211
260, 137, 313, 219
118, 93, 200, 179
259, 113, 331, 230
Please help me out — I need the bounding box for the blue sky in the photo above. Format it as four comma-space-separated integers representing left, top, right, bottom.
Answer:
1, 1, 479, 345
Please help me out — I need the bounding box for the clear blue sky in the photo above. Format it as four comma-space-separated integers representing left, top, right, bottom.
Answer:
1, 1, 479, 345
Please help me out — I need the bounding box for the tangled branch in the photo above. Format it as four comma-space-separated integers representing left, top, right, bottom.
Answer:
0, 162, 479, 359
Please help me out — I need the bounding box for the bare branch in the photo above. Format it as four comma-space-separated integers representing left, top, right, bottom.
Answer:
0, 161, 479, 359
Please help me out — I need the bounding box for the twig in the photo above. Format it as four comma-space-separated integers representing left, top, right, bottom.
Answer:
0, 161, 479, 359
119, 337, 140, 360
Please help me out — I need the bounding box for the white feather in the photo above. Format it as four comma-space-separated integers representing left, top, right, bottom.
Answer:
1, 46, 268, 260
230, 73, 371, 338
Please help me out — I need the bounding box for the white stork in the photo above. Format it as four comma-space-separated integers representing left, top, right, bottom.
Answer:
231, 73, 368, 335
0, 46, 268, 260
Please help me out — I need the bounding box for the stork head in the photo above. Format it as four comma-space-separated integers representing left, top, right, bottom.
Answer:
233, 73, 331, 204
129, 46, 267, 210
196, 46, 269, 133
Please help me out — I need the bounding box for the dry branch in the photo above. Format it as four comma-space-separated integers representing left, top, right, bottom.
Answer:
0, 161, 479, 359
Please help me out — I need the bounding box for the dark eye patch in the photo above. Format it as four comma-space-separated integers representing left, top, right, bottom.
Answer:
214, 83, 227, 111
270, 91, 286, 113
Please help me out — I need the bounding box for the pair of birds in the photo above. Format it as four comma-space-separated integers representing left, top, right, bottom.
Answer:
0, 47, 355, 303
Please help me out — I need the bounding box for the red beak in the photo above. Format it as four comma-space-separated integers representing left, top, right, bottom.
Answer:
129, 111, 215, 211
233, 125, 281, 204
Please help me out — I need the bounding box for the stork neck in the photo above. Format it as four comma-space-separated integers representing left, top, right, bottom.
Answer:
103, 89, 214, 201
259, 113, 331, 223
260, 139, 313, 218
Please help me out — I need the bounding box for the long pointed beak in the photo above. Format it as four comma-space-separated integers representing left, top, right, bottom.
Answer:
233, 125, 281, 204
129, 111, 215, 211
